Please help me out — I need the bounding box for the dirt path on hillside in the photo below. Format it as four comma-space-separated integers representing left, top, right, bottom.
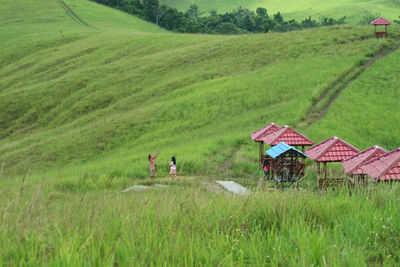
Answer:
297, 42, 400, 128
222, 145, 242, 176
54, 0, 94, 28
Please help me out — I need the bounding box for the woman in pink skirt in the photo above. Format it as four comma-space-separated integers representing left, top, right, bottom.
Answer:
148, 152, 159, 179
169, 156, 177, 180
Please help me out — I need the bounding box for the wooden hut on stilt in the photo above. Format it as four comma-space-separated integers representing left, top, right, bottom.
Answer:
261, 125, 314, 178
305, 136, 360, 189
360, 148, 400, 181
341, 145, 387, 186
251, 122, 281, 167
370, 17, 391, 38
265, 142, 309, 188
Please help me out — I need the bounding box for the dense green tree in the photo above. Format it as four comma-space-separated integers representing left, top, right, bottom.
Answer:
320, 16, 346, 26
215, 22, 243, 34
205, 13, 222, 29
209, 8, 218, 16
254, 7, 272, 32
143, 0, 166, 25
185, 4, 202, 21
301, 16, 319, 28
159, 8, 186, 31
274, 12, 284, 24
256, 7, 267, 18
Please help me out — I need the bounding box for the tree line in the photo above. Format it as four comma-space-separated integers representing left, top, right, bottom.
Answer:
91, 0, 347, 34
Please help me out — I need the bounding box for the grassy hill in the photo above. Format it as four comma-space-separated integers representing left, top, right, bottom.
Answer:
306, 48, 400, 149
0, 0, 400, 181
1, 0, 400, 265
164, 0, 400, 24
0, 0, 165, 41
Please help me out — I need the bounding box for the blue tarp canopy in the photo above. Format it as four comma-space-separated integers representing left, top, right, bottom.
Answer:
265, 142, 308, 159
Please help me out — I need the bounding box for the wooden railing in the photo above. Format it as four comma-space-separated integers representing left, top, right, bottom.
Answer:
318, 178, 348, 189
375, 32, 387, 38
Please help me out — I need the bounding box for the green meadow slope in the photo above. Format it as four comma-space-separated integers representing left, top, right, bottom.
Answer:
306, 48, 400, 147
2, 1, 400, 266
165, 0, 400, 24
0, 0, 165, 41
0, 0, 399, 182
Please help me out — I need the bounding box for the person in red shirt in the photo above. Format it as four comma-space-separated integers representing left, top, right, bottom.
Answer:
148, 152, 159, 179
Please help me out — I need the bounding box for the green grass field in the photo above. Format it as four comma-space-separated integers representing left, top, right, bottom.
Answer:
164, 0, 400, 24
2, 178, 400, 265
1, 0, 400, 265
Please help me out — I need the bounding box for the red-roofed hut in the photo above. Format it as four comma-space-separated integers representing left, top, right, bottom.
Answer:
251, 122, 281, 166
261, 125, 314, 151
305, 136, 360, 188
260, 125, 314, 179
341, 145, 387, 185
371, 17, 391, 38
360, 148, 400, 181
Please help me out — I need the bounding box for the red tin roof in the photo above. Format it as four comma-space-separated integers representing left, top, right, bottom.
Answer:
341, 145, 387, 174
251, 122, 281, 142
261, 125, 314, 146
360, 148, 400, 180
371, 17, 391, 25
305, 136, 360, 162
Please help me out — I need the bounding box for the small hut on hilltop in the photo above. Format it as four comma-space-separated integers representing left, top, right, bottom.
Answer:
265, 142, 308, 187
305, 136, 360, 188
371, 17, 391, 37
341, 145, 387, 185
360, 148, 400, 181
251, 122, 281, 166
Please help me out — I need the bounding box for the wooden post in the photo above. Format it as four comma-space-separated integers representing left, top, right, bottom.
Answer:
259, 142, 264, 168
317, 162, 320, 188
323, 162, 327, 180
301, 145, 306, 173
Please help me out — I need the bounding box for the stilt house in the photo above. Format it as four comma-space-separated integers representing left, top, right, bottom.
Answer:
360, 148, 400, 181
341, 145, 387, 185
251, 122, 281, 166
305, 136, 359, 188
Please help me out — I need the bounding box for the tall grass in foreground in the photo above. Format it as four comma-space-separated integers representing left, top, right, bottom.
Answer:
1, 179, 399, 265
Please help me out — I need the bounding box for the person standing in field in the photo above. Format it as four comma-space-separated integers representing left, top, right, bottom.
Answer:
169, 156, 177, 180
148, 152, 159, 179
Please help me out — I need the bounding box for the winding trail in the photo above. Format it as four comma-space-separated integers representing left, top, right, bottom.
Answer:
297, 42, 400, 128
54, 0, 94, 28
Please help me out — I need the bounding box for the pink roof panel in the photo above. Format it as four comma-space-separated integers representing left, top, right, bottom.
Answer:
341, 145, 387, 174
251, 122, 281, 142
370, 17, 391, 25
261, 125, 314, 146
305, 136, 360, 162
360, 148, 400, 180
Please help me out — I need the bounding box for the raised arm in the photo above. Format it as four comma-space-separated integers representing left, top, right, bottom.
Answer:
151, 152, 159, 160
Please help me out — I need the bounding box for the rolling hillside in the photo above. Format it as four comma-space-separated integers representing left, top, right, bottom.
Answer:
1, 0, 400, 265
0, 0, 165, 41
164, 0, 400, 24
1, 0, 400, 180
